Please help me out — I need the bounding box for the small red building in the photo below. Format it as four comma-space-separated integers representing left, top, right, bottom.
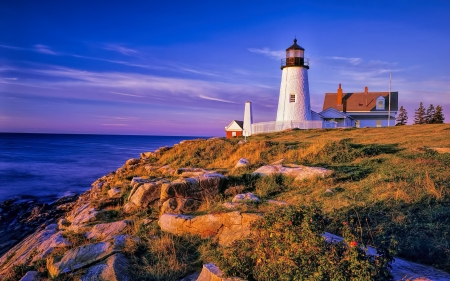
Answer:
224, 120, 243, 138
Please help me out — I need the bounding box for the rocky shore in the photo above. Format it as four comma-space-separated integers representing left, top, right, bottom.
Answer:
1, 138, 449, 280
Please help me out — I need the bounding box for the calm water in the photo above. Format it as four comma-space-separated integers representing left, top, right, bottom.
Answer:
0, 133, 203, 203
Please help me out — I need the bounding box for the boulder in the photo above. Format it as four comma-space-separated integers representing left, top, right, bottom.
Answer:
48, 235, 128, 277
197, 263, 246, 281
85, 220, 132, 241
159, 173, 226, 214
158, 211, 261, 246
140, 152, 155, 159
160, 198, 202, 214
125, 158, 140, 166
0, 224, 70, 273
81, 253, 129, 281
158, 165, 175, 176
124, 178, 169, 212
19, 271, 39, 281
252, 164, 332, 181
234, 158, 250, 169
232, 193, 260, 203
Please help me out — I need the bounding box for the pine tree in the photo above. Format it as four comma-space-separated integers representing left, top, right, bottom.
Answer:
414, 102, 427, 124
396, 105, 408, 125
433, 105, 445, 124
425, 104, 435, 124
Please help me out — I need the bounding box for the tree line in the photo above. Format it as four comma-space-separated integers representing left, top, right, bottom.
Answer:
396, 103, 445, 125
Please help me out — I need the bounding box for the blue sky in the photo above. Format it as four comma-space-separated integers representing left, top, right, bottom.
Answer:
1, 0, 449, 136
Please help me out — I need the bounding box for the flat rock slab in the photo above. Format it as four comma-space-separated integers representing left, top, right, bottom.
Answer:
68, 203, 100, 226
19, 271, 39, 281
234, 158, 250, 169
0, 224, 70, 273
85, 220, 132, 241
81, 253, 129, 281
48, 235, 128, 277
252, 164, 332, 181
159, 211, 261, 246
196, 263, 246, 281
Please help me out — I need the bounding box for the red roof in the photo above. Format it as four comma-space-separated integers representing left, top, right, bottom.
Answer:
323, 91, 398, 112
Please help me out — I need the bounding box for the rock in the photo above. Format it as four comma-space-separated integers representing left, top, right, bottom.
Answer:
158, 165, 176, 176
266, 200, 288, 206
125, 158, 140, 166
176, 167, 216, 177
108, 187, 122, 198
159, 173, 226, 214
0, 224, 70, 273
48, 235, 128, 277
271, 159, 285, 165
237, 140, 246, 145
325, 188, 334, 193
232, 193, 260, 203
19, 271, 39, 281
197, 263, 246, 281
252, 164, 332, 181
160, 198, 202, 214
159, 211, 261, 246
140, 152, 155, 159
234, 158, 249, 169
427, 147, 450, 154
85, 220, 132, 241
179, 272, 200, 281
222, 202, 243, 209
57, 218, 70, 230
124, 178, 169, 212
144, 165, 158, 172
68, 203, 100, 227
81, 253, 129, 281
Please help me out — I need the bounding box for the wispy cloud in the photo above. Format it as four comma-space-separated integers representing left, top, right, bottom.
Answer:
103, 44, 138, 56
34, 44, 58, 55
248, 48, 284, 60
100, 123, 128, 126
198, 95, 236, 103
327, 56, 363, 66
109, 91, 144, 98
0, 44, 26, 51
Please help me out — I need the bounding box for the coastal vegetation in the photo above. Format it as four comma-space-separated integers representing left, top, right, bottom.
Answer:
1, 124, 450, 280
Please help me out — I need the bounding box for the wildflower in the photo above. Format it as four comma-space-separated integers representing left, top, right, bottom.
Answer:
288, 221, 293, 225
343, 222, 348, 226
349, 241, 358, 247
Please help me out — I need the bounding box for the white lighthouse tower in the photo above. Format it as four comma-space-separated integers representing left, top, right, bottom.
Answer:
276, 39, 311, 122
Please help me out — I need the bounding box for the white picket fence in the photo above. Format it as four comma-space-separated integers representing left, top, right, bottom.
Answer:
251, 120, 337, 135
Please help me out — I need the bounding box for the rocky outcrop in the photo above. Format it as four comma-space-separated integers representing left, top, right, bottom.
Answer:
427, 147, 450, 154
85, 220, 132, 241
47, 235, 128, 277
0, 224, 70, 273
81, 253, 129, 281
158, 211, 261, 246
252, 164, 332, 181
197, 263, 246, 281
124, 178, 169, 212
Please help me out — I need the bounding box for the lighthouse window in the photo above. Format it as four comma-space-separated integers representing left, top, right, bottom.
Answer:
290, 94, 296, 103
377, 100, 384, 109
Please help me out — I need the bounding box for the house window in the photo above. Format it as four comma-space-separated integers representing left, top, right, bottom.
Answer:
376, 120, 382, 127
232, 131, 237, 137
290, 94, 296, 103
377, 99, 385, 110
356, 120, 360, 128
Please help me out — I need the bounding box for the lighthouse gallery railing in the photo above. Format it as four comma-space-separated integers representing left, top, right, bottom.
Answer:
251, 120, 336, 135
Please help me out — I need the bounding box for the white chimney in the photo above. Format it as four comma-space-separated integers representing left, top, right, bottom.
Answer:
243, 101, 253, 136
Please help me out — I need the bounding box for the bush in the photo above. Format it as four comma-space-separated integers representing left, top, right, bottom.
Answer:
212, 205, 395, 281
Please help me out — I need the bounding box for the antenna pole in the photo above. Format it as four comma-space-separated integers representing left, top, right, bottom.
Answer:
388, 72, 392, 126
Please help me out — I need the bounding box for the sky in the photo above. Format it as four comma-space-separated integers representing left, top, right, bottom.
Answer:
1, 0, 449, 136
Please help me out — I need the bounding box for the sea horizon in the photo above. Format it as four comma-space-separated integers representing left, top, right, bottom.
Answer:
0, 133, 208, 203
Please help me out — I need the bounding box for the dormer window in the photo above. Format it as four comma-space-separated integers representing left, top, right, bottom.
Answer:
376, 96, 385, 110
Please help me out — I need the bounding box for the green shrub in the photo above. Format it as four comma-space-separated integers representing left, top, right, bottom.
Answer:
212, 205, 395, 281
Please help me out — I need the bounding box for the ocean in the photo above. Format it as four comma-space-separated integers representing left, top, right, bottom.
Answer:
0, 133, 204, 203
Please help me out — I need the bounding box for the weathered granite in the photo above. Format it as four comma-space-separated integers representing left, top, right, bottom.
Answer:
81, 253, 129, 281
85, 220, 132, 241
252, 164, 332, 181
196, 263, 246, 281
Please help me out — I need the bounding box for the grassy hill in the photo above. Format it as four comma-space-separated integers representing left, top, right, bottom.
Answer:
152, 124, 450, 272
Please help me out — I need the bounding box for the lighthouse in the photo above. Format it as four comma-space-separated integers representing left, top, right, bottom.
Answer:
276, 39, 312, 122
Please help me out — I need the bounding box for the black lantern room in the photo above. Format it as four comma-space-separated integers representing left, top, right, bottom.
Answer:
281, 39, 309, 70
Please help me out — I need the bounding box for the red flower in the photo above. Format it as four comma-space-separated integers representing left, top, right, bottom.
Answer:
343, 222, 348, 226
288, 221, 293, 225
349, 241, 358, 247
